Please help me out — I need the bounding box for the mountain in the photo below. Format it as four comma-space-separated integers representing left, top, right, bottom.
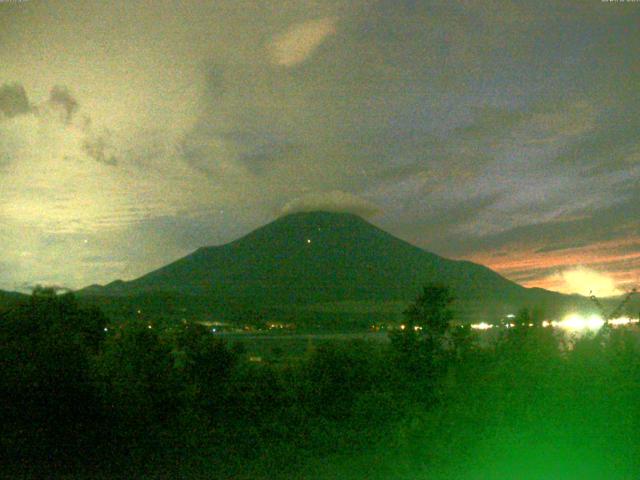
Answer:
0, 290, 29, 314
78, 211, 592, 324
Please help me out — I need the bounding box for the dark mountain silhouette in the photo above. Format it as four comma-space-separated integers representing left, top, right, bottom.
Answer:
0, 290, 29, 314
78, 211, 594, 324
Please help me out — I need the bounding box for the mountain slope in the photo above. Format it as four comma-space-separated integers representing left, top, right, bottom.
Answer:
78, 211, 589, 322
0, 290, 29, 314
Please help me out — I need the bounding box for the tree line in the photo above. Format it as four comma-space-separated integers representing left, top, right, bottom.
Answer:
2, 285, 640, 479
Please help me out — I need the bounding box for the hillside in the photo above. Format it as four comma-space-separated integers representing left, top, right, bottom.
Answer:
0, 290, 29, 314
78, 211, 594, 324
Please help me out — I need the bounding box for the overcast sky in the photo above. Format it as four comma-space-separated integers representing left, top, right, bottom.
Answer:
1, 0, 638, 296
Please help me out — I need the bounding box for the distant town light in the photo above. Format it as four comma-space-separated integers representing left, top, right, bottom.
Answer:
586, 315, 605, 330
471, 322, 493, 330
608, 316, 639, 327
472, 316, 637, 332
557, 313, 604, 332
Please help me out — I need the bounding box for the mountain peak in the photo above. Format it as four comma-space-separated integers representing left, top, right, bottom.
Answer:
236, 209, 389, 249
77, 209, 592, 323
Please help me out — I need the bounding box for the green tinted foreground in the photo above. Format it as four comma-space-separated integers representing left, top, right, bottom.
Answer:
247, 327, 640, 480
2, 291, 640, 479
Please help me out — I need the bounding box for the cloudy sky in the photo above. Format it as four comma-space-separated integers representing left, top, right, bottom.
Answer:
1, 0, 638, 296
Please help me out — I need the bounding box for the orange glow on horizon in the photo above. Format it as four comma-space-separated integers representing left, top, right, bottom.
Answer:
463, 237, 640, 295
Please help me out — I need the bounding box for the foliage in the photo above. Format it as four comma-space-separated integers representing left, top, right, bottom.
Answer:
0, 290, 107, 470
3, 286, 640, 479
403, 284, 455, 337
389, 284, 456, 388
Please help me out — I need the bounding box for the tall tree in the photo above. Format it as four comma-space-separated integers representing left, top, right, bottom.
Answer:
390, 284, 456, 389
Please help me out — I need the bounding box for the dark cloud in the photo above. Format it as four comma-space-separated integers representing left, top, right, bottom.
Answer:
49, 85, 78, 123
281, 191, 381, 219
0, 82, 119, 166
393, 193, 503, 236
447, 196, 639, 257
535, 242, 591, 254
507, 268, 559, 284
0, 83, 80, 124
0, 82, 31, 118
238, 143, 301, 175
82, 134, 118, 166
591, 256, 640, 273
617, 243, 640, 256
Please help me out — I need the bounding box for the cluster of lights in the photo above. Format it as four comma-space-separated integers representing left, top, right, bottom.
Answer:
471, 322, 493, 330
470, 314, 638, 332
398, 325, 424, 331
553, 314, 604, 331
609, 316, 636, 327
546, 314, 639, 331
